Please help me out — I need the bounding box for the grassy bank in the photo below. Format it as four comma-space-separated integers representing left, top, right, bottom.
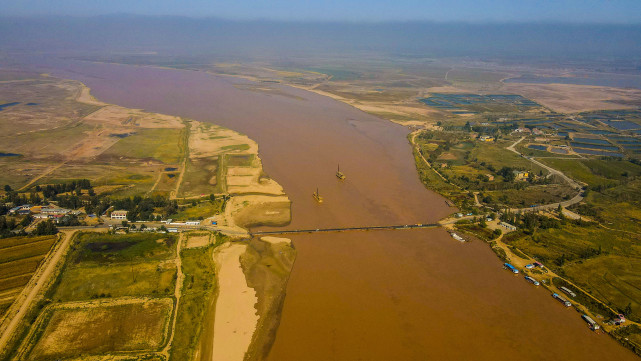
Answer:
241, 237, 297, 361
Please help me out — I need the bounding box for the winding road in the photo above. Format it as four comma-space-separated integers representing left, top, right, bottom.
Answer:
506, 137, 585, 218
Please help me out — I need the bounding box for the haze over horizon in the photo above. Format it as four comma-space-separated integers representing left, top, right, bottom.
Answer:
1, 0, 641, 23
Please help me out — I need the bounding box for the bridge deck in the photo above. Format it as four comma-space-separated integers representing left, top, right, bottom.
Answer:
251, 223, 438, 236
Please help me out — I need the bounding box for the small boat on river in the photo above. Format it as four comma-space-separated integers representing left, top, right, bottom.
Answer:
336, 164, 345, 180
313, 187, 323, 203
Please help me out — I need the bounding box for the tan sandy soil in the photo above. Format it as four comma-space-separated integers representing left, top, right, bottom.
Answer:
502, 83, 641, 113
185, 234, 211, 249
83, 105, 184, 129
189, 121, 258, 159
66, 127, 122, 160
222, 195, 291, 229
74, 83, 108, 106
352, 102, 439, 117
227, 168, 284, 195
260, 236, 292, 246
422, 85, 480, 95
211, 243, 259, 361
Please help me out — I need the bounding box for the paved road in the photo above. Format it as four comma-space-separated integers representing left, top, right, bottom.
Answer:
505, 137, 585, 218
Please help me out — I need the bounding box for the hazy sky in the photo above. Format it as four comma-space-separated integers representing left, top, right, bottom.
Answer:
1, 0, 640, 23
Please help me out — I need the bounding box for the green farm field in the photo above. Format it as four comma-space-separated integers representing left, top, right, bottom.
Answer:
101, 128, 185, 164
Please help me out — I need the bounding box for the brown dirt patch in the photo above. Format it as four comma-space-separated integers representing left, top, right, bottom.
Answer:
502, 83, 641, 113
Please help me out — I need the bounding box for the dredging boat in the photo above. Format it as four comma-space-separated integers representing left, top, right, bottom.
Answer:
336, 164, 345, 180
313, 187, 323, 203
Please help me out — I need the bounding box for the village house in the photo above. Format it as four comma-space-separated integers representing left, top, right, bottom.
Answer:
479, 135, 494, 142
110, 210, 129, 220
500, 222, 517, 231
485, 174, 495, 181
513, 127, 531, 134
513, 170, 530, 181
40, 206, 71, 215
9, 204, 32, 214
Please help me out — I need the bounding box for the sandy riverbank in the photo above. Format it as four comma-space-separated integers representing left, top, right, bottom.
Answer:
211, 243, 259, 361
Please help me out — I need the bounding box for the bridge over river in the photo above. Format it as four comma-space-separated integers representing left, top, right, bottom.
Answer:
250, 223, 438, 236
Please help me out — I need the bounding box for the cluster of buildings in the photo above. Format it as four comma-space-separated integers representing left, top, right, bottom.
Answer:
512, 127, 545, 136
8, 204, 73, 220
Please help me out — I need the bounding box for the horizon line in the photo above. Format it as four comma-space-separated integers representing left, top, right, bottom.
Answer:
1, 13, 640, 26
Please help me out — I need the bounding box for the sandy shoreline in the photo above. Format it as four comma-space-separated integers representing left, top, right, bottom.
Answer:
211, 243, 258, 361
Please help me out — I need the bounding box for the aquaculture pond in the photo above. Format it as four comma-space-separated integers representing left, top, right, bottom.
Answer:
622, 144, 641, 150
573, 148, 624, 157
572, 137, 612, 145
420, 93, 540, 110
549, 148, 569, 154
588, 130, 615, 135
570, 142, 619, 151
528, 145, 547, 151
605, 120, 641, 131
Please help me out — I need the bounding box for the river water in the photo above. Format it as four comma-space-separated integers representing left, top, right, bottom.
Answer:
36, 60, 637, 360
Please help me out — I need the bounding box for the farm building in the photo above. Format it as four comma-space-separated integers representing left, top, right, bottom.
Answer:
500, 222, 517, 231
41, 206, 70, 215
9, 204, 32, 214
513, 127, 531, 134
513, 170, 530, 181
111, 210, 129, 220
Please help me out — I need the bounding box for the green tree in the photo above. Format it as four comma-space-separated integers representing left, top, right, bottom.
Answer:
32, 220, 58, 235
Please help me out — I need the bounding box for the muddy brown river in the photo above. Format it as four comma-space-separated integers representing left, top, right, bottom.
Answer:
40, 60, 637, 360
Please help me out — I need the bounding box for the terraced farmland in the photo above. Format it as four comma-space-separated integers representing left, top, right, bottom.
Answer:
0, 236, 57, 318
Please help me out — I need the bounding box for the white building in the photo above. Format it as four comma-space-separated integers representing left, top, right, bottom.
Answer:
111, 210, 129, 220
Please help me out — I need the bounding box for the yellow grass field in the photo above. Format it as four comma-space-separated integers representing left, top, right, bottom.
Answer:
22, 298, 173, 360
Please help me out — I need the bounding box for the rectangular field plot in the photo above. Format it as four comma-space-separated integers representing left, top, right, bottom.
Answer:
73, 233, 176, 265
0, 235, 57, 317
179, 157, 219, 197
100, 128, 184, 164
22, 298, 172, 360
54, 262, 177, 301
